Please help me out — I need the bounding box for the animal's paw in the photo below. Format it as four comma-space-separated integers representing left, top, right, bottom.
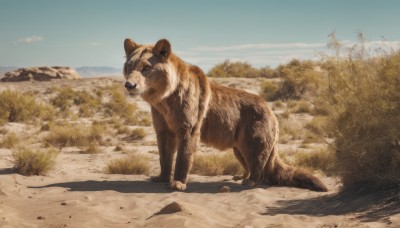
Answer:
169, 181, 187, 191
151, 175, 170, 183
241, 179, 257, 188
232, 175, 243, 181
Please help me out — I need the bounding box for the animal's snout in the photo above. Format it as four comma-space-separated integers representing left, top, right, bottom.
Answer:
125, 81, 137, 90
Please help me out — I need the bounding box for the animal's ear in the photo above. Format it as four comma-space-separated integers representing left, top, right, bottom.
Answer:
153, 39, 171, 59
124, 38, 138, 57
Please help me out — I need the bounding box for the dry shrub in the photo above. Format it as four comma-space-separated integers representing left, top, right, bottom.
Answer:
302, 130, 324, 144
320, 34, 400, 189
114, 145, 123, 151
135, 112, 152, 126
12, 147, 58, 175
0, 127, 8, 134
0, 90, 54, 123
279, 119, 302, 143
208, 60, 276, 78
82, 143, 101, 154
130, 128, 146, 140
105, 86, 137, 120
287, 100, 313, 113
305, 116, 332, 137
45, 124, 104, 148
259, 80, 280, 101
116, 126, 130, 135
274, 100, 285, 108
0, 132, 18, 148
293, 149, 335, 175
51, 87, 75, 111
105, 154, 150, 175
259, 60, 325, 101
51, 87, 101, 116
191, 153, 244, 176
207, 60, 259, 78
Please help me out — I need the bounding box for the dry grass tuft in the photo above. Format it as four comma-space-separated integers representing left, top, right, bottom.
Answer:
191, 153, 244, 176
82, 143, 101, 154
287, 100, 313, 113
130, 128, 146, 140
12, 147, 59, 175
0, 90, 55, 123
0, 132, 18, 148
293, 149, 335, 175
105, 154, 150, 175
116, 126, 130, 135
44, 124, 105, 148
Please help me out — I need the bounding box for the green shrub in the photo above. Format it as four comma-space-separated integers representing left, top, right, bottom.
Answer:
12, 147, 59, 175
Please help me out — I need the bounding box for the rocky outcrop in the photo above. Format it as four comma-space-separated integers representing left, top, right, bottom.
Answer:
0, 66, 81, 82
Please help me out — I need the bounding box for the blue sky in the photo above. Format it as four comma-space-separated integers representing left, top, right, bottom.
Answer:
0, 0, 399, 71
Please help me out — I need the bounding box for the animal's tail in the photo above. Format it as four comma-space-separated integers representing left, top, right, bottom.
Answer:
264, 145, 328, 192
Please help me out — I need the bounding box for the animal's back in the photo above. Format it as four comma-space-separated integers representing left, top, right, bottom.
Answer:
200, 82, 278, 150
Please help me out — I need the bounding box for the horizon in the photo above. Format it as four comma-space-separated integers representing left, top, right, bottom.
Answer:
1, 0, 400, 72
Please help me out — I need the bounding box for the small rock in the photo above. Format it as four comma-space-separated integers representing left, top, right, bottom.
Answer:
61, 202, 67, 206
37, 216, 45, 220
120, 206, 124, 209
157, 202, 185, 215
220, 186, 230, 193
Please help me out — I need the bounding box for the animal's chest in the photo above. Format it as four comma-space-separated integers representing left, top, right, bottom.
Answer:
154, 102, 194, 133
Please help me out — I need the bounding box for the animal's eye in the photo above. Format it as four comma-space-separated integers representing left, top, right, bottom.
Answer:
142, 66, 151, 73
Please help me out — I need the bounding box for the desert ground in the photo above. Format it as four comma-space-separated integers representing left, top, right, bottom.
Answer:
0, 77, 399, 228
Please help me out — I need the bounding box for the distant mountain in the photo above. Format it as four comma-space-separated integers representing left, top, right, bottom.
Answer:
75, 66, 122, 77
0, 66, 18, 73
0, 66, 122, 78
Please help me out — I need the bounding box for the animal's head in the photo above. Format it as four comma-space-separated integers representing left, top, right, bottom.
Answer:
123, 38, 178, 103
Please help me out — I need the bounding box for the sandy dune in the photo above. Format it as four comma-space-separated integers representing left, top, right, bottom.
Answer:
0, 77, 398, 227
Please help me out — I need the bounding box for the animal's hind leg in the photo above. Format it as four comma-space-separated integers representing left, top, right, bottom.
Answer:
232, 148, 249, 181
240, 140, 270, 187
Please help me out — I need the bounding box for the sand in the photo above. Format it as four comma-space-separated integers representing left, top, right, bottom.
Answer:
0, 77, 398, 228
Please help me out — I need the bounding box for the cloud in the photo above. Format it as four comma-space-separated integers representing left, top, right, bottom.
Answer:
90, 42, 101, 46
190, 42, 326, 52
179, 39, 400, 71
15, 35, 43, 44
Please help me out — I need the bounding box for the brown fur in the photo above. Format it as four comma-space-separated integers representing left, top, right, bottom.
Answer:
123, 38, 328, 192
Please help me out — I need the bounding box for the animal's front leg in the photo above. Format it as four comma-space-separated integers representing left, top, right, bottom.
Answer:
151, 130, 177, 183
150, 107, 177, 183
170, 131, 198, 191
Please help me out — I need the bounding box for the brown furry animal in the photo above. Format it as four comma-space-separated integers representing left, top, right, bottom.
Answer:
123, 38, 328, 192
